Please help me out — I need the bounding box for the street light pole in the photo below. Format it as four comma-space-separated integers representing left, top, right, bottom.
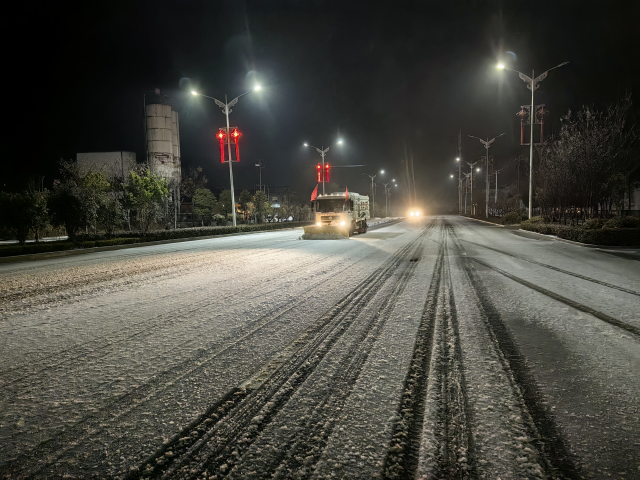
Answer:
498, 61, 568, 218
469, 133, 505, 218
191, 86, 261, 226
304, 141, 342, 196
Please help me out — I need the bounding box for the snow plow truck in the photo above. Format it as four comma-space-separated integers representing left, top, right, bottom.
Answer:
303, 191, 370, 238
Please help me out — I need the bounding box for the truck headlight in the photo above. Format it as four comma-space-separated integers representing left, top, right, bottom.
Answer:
317, 222, 322, 226
340, 221, 346, 226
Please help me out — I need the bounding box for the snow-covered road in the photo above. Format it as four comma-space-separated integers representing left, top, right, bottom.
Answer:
1, 216, 638, 479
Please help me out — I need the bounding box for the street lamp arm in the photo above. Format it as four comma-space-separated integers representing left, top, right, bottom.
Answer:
467, 135, 484, 142
543, 61, 570, 76
488, 133, 506, 144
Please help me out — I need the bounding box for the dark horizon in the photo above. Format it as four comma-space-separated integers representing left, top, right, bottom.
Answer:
5, 0, 639, 206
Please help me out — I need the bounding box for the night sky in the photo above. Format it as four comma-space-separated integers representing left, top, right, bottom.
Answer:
6, 0, 639, 206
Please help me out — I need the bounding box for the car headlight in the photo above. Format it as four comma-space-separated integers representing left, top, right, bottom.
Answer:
415, 211, 420, 216
317, 222, 322, 226
410, 212, 414, 216
340, 221, 346, 226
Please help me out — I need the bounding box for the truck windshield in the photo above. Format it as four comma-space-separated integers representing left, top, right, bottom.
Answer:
317, 198, 346, 213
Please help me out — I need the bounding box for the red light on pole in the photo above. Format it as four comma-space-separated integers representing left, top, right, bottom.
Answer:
216, 130, 227, 163
231, 128, 242, 162
317, 164, 322, 183
324, 163, 330, 183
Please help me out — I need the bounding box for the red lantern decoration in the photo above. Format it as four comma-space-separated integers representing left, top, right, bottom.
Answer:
324, 163, 330, 183
231, 128, 242, 162
216, 130, 227, 163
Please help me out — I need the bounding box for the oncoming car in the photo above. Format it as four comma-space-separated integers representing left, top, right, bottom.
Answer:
408, 209, 421, 217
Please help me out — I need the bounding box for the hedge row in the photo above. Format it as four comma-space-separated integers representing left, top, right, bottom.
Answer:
0, 238, 143, 258
520, 223, 640, 246
75, 222, 312, 243
0, 222, 312, 258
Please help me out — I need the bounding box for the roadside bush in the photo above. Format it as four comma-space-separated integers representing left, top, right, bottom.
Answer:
502, 211, 522, 225
0, 238, 142, 258
583, 218, 605, 230
521, 216, 545, 228
520, 222, 640, 246
621, 216, 640, 228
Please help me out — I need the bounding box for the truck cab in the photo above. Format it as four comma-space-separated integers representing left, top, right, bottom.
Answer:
312, 192, 370, 236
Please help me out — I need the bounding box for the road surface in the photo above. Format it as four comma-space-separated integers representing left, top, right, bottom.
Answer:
1, 216, 638, 479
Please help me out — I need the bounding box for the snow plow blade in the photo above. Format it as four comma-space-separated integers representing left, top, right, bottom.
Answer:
302, 225, 349, 240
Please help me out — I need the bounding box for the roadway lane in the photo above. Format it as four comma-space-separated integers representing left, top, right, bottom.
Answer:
0, 217, 638, 479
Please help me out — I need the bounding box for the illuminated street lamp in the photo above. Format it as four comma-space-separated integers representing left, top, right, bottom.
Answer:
191, 85, 262, 226
498, 61, 569, 218
362, 169, 384, 218
469, 133, 505, 218
303, 140, 343, 195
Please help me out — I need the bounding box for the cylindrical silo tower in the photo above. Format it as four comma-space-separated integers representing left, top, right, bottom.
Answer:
145, 103, 181, 183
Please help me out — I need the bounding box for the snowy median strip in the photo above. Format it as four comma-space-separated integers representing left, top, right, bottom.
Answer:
0, 226, 308, 264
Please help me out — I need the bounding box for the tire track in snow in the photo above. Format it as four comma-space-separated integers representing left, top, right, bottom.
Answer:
226, 224, 428, 479
382, 220, 475, 480
0, 242, 357, 386
0, 234, 309, 311
459, 238, 640, 297
4, 222, 431, 479
123, 221, 437, 480
0, 240, 383, 475
446, 220, 584, 478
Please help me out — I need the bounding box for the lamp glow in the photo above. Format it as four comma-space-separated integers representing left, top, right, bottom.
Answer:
338, 140, 343, 144
254, 85, 262, 91
381, 170, 385, 174
497, 63, 505, 70
303, 143, 308, 146
191, 91, 198, 95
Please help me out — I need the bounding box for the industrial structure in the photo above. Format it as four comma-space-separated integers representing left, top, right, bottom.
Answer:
144, 101, 181, 184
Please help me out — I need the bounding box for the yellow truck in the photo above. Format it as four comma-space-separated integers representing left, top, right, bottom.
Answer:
303, 192, 370, 238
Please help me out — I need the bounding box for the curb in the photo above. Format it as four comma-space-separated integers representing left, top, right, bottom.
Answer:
0, 226, 307, 265
460, 216, 505, 227
517, 229, 640, 249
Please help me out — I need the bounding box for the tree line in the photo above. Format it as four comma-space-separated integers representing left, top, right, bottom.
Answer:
0, 162, 313, 245
533, 95, 639, 224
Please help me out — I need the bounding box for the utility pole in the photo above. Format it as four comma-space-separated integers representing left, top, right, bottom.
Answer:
255, 159, 264, 193
466, 161, 477, 215
362, 173, 377, 218
383, 182, 390, 217
457, 131, 462, 213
